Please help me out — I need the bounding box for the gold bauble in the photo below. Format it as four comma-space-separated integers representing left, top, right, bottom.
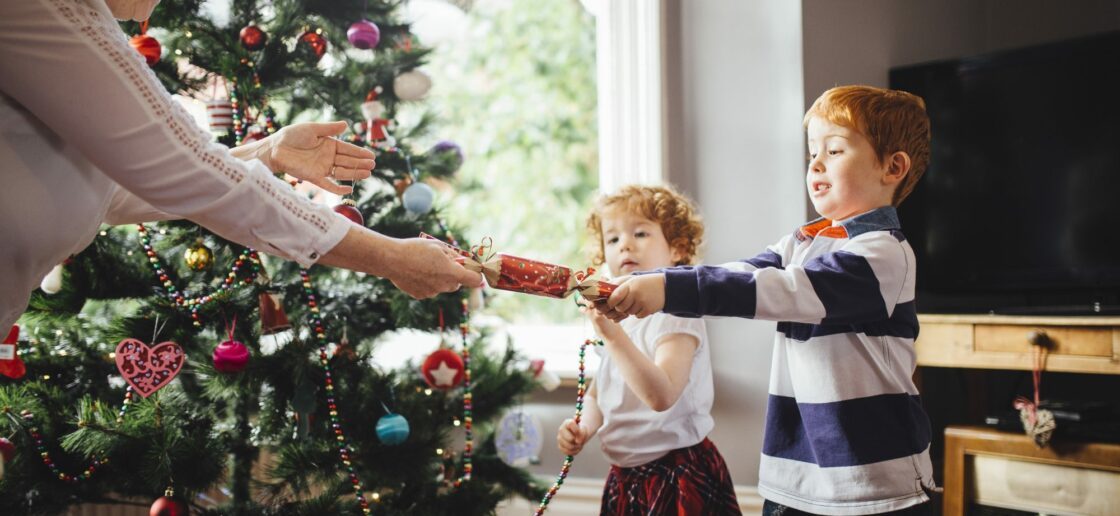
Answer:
184, 240, 214, 271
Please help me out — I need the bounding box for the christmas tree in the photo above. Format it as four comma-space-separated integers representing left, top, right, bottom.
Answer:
0, 1, 545, 514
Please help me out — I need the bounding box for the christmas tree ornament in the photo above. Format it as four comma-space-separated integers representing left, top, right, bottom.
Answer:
333, 199, 365, 226
205, 98, 234, 134
213, 337, 249, 374
347, 19, 381, 49
495, 410, 544, 467
258, 290, 291, 335
535, 339, 603, 515
300, 270, 373, 513
241, 124, 266, 144
114, 338, 185, 398
0, 325, 26, 380
402, 182, 434, 215
529, 359, 561, 392
0, 437, 15, 463
375, 413, 410, 445
430, 140, 464, 172
298, 30, 328, 61
360, 89, 395, 149
333, 326, 358, 362
393, 69, 432, 101
393, 174, 413, 197
150, 487, 187, 516
130, 33, 161, 66
239, 24, 267, 50
183, 238, 213, 271
40, 263, 64, 294
421, 348, 464, 389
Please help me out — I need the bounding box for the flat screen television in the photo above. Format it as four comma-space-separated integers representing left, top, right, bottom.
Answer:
890, 30, 1120, 315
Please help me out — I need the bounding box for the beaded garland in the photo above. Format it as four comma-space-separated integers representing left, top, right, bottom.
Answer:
2, 388, 135, 483
453, 296, 473, 486
299, 269, 373, 514
534, 338, 602, 515
137, 224, 261, 327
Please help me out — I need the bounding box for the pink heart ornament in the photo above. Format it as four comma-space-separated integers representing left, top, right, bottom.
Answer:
114, 338, 185, 398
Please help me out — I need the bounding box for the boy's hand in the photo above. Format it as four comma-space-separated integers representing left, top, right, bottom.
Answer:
605, 273, 666, 319
557, 418, 592, 456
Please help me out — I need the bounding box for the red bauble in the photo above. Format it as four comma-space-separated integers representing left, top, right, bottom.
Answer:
239, 25, 267, 51
130, 34, 161, 66
333, 202, 364, 226
149, 496, 187, 516
421, 348, 465, 389
298, 31, 328, 61
0, 437, 15, 463
213, 340, 249, 373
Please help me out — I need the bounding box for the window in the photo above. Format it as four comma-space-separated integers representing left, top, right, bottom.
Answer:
380, 0, 664, 376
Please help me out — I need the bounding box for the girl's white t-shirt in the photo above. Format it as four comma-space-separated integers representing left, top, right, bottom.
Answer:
593, 313, 714, 467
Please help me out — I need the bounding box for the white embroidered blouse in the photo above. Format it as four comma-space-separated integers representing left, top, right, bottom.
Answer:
0, 0, 350, 330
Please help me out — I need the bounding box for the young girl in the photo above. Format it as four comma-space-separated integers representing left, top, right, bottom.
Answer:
557, 184, 740, 515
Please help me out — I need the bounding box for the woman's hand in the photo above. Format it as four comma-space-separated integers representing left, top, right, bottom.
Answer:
255, 121, 377, 195
383, 238, 484, 299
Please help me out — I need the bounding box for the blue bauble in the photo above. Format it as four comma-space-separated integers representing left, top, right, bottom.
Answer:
376, 413, 410, 445
402, 182, 434, 215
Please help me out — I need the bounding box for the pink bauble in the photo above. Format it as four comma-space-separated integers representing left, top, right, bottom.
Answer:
0, 437, 15, 463
213, 340, 249, 373
347, 20, 381, 50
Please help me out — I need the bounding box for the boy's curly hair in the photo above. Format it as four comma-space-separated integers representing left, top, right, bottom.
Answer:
586, 184, 703, 267
804, 85, 931, 206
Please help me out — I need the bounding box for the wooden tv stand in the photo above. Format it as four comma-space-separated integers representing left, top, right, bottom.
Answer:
914, 314, 1120, 515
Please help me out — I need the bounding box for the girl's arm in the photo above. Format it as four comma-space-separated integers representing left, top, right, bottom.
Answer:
557, 379, 601, 456
586, 307, 698, 412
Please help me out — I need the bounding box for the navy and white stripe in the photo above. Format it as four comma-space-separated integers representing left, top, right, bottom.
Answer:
663, 206, 935, 515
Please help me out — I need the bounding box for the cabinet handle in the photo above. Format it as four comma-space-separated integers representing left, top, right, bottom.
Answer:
1028, 330, 1053, 349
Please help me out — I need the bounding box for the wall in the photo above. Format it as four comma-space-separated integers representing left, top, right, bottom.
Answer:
517, 0, 1120, 499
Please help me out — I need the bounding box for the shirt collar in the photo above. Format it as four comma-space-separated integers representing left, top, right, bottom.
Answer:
798, 206, 900, 240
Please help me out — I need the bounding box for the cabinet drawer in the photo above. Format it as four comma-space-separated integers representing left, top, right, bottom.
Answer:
974, 325, 1113, 357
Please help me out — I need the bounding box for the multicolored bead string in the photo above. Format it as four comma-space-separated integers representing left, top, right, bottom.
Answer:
534, 338, 602, 515
454, 297, 473, 486
2, 387, 134, 483
299, 269, 372, 514
429, 224, 475, 487
137, 224, 261, 326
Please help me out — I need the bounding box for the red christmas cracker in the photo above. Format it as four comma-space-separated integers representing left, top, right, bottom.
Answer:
421, 233, 616, 301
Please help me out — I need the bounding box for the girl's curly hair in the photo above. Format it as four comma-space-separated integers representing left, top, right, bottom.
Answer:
586, 184, 704, 267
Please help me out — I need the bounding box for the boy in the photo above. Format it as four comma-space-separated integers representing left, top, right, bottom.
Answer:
600, 85, 936, 515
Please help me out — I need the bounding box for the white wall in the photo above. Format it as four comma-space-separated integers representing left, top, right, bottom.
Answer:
514, 0, 1120, 501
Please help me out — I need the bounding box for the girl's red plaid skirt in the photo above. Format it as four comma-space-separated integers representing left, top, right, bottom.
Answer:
600, 437, 741, 515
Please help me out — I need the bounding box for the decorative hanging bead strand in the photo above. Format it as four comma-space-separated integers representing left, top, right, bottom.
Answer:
454, 297, 473, 486
534, 339, 602, 515
299, 269, 372, 515
2, 387, 135, 483
137, 224, 261, 326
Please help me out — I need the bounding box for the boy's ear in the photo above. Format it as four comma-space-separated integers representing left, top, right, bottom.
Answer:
883, 151, 912, 186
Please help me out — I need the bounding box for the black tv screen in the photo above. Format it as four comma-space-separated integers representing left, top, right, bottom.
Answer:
890, 31, 1120, 315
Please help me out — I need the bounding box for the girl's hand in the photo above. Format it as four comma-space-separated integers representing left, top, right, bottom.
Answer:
261, 121, 377, 195
579, 303, 625, 342
557, 418, 592, 456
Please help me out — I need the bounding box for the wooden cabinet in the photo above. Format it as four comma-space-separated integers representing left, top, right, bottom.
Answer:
914, 315, 1120, 515
916, 314, 1120, 374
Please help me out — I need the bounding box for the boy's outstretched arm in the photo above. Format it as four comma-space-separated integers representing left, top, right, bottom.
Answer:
664, 233, 909, 324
